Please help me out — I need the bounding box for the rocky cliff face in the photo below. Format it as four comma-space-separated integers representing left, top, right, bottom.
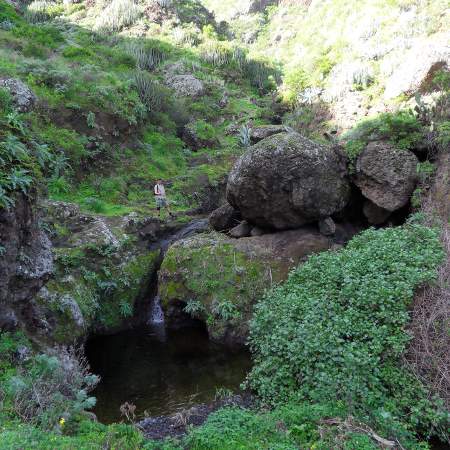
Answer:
0, 193, 53, 338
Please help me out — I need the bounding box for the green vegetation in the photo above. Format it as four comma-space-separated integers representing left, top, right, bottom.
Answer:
0, 332, 145, 449
0, 0, 275, 215
42, 237, 160, 342
343, 111, 424, 161
1, 0, 449, 448
247, 225, 447, 442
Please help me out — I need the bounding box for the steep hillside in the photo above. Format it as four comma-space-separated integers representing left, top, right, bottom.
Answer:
0, 0, 278, 216
205, 0, 449, 133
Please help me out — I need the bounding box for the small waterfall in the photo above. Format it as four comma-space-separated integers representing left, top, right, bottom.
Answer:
143, 218, 209, 339
150, 295, 164, 324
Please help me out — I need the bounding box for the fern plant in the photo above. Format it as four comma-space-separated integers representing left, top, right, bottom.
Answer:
184, 299, 206, 318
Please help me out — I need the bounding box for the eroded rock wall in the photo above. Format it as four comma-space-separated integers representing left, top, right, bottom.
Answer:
0, 193, 53, 337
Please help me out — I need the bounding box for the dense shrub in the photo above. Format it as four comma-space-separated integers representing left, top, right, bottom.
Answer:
247, 225, 447, 438
178, 401, 430, 450
344, 111, 424, 161
0, 332, 98, 430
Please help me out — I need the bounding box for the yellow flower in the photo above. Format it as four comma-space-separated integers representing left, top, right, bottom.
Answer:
59, 418, 65, 426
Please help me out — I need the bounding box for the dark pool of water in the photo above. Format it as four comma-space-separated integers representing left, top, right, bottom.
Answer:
85, 325, 252, 424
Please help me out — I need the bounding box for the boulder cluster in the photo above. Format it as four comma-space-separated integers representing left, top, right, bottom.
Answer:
209, 131, 419, 237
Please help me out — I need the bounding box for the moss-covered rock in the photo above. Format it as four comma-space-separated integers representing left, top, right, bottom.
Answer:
35, 201, 162, 343
159, 228, 333, 344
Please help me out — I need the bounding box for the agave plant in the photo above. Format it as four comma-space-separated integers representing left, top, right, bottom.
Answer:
239, 125, 252, 148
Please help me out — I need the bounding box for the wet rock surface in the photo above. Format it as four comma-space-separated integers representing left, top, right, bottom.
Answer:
159, 224, 358, 345
33, 201, 209, 343
363, 200, 392, 225
229, 220, 252, 238
227, 132, 351, 230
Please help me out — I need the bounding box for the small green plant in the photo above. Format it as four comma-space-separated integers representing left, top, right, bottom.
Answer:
416, 161, 435, 183
214, 387, 233, 401
239, 124, 252, 147
436, 121, 450, 148
119, 299, 133, 317
411, 187, 423, 209
184, 299, 206, 318
344, 111, 424, 161
211, 298, 240, 322
86, 111, 96, 129
194, 120, 216, 141
83, 197, 107, 214
0, 333, 98, 430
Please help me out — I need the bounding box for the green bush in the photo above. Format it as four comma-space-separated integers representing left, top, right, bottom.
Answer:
0, 332, 98, 431
344, 111, 424, 161
193, 119, 216, 140
62, 45, 94, 59
436, 121, 450, 148
247, 225, 447, 438
182, 401, 429, 450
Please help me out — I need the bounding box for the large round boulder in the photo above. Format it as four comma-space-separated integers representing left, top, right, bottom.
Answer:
226, 132, 351, 230
354, 141, 418, 211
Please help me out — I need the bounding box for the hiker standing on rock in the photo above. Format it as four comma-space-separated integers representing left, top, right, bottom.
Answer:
154, 179, 173, 218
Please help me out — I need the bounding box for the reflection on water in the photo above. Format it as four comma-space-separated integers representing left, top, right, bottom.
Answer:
86, 325, 251, 424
